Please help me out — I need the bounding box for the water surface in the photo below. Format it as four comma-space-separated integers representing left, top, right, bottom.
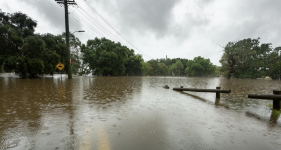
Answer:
0, 73, 281, 149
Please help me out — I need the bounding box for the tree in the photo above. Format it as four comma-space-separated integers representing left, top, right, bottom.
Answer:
83, 37, 142, 76
185, 56, 215, 77
141, 61, 151, 76
146, 59, 158, 75
40, 33, 66, 75
268, 47, 281, 79
9, 12, 37, 38
125, 50, 143, 76
157, 58, 187, 76
0, 10, 37, 73
219, 38, 279, 79
168, 60, 183, 76
62, 32, 82, 75
220, 38, 257, 78
0, 24, 22, 72
17, 36, 45, 77
157, 63, 166, 75
16, 35, 60, 78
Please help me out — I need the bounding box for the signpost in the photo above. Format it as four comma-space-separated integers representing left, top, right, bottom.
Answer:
56, 62, 65, 79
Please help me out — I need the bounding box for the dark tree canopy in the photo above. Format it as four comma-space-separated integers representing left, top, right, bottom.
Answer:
83, 37, 143, 76
220, 38, 281, 79
185, 56, 215, 77
3, 10, 280, 79
0, 10, 65, 77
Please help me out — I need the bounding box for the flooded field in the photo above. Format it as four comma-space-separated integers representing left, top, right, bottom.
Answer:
0, 73, 281, 150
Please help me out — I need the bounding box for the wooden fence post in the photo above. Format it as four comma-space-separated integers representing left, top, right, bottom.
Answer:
273, 90, 281, 110
216, 87, 220, 98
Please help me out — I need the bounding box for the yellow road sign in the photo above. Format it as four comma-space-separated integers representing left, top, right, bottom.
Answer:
56, 62, 65, 70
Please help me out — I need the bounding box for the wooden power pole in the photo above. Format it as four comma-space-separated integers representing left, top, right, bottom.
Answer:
55, 0, 77, 79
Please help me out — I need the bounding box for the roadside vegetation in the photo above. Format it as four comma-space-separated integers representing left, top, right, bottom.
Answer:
220, 38, 281, 79
1, 10, 280, 79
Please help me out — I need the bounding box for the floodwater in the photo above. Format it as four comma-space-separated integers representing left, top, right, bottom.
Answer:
0, 73, 281, 150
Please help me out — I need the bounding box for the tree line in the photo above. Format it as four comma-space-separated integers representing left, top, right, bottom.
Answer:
220, 38, 281, 79
0, 10, 219, 78
141, 57, 219, 77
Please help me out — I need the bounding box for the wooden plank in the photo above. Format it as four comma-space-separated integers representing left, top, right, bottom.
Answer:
248, 94, 281, 100
173, 88, 231, 93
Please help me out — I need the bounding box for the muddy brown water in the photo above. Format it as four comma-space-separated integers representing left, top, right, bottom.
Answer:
0, 73, 281, 150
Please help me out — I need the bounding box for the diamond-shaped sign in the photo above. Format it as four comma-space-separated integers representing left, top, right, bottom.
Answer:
56, 62, 65, 71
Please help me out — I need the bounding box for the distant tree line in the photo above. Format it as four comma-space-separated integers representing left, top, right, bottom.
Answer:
141, 57, 219, 77
0, 10, 220, 78
220, 38, 281, 79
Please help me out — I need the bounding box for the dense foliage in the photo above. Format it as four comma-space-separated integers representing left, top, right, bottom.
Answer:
141, 58, 188, 76
0, 10, 219, 78
82, 37, 143, 76
185, 56, 215, 77
3, 10, 280, 79
0, 10, 70, 77
168, 60, 183, 76
220, 38, 281, 79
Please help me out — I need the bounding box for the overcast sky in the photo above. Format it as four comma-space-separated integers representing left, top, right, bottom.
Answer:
1, 0, 281, 65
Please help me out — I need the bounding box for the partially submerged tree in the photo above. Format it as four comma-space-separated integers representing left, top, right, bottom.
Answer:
0, 10, 65, 77
185, 56, 215, 77
220, 38, 280, 79
0, 10, 37, 73
83, 37, 143, 76
168, 60, 183, 76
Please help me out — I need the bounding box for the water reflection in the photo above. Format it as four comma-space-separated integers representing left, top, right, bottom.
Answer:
1, 75, 281, 149
246, 111, 281, 127
215, 98, 220, 106
176, 90, 230, 110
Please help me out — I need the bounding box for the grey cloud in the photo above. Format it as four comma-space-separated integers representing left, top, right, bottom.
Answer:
196, 0, 215, 8
212, 0, 281, 47
95, 0, 181, 38
20, 0, 81, 34
171, 11, 209, 42
93, 0, 211, 44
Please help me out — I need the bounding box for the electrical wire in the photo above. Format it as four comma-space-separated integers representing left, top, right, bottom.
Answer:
76, 4, 122, 42
69, 8, 110, 39
82, 0, 153, 59
69, 10, 99, 37
57, 0, 153, 59
73, 6, 118, 42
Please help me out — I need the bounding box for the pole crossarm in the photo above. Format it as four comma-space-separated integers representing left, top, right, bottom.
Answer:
56, 0, 77, 5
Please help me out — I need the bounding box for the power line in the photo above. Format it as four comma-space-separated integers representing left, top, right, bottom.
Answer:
69, 10, 100, 37
74, 4, 151, 58
69, 8, 109, 39
82, 0, 153, 59
76, 4, 122, 42
73, 7, 117, 42
71, 8, 134, 51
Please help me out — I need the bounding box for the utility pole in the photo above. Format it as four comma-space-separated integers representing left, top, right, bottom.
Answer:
55, 0, 77, 79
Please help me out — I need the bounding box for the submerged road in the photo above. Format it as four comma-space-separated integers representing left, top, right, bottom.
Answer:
0, 74, 281, 149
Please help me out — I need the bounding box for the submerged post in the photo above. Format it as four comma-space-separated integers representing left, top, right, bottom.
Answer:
216, 87, 221, 98
173, 87, 231, 98
248, 90, 281, 110
273, 90, 281, 110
